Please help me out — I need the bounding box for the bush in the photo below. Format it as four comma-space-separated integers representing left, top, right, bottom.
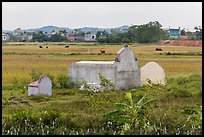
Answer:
30, 69, 43, 81
57, 74, 74, 89
12, 77, 29, 89
46, 73, 56, 87
12, 110, 40, 125
40, 110, 61, 125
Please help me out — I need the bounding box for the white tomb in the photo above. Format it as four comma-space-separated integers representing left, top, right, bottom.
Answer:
28, 75, 52, 96
68, 44, 142, 90
141, 62, 166, 85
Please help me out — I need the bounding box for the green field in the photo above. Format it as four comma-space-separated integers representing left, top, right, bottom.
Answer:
2, 42, 202, 135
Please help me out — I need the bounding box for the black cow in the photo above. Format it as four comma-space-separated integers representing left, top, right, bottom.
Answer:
65, 45, 69, 48
46, 46, 48, 48
39, 46, 43, 48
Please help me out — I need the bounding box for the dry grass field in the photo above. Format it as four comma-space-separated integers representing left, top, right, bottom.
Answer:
2, 42, 202, 87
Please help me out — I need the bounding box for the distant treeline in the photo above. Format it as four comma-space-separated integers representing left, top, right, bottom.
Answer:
97, 21, 165, 44
31, 21, 202, 43
32, 33, 67, 42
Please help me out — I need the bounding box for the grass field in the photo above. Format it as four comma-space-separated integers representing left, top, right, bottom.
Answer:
2, 42, 202, 86
2, 42, 202, 135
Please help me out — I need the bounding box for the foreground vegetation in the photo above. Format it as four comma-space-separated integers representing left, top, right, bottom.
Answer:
2, 42, 202, 135
2, 74, 202, 135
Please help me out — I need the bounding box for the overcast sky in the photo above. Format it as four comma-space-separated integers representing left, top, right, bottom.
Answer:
2, 2, 202, 31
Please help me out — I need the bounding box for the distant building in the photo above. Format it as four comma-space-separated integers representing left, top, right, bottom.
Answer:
85, 32, 97, 41
13, 28, 25, 36
9, 28, 33, 42
163, 27, 181, 39
169, 27, 181, 38
51, 29, 67, 37
66, 33, 84, 42
2, 33, 10, 42
22, 33, 33, 41
98, 31, 108, 39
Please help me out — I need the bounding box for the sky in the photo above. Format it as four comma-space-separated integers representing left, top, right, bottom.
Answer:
2, 2, 202, 31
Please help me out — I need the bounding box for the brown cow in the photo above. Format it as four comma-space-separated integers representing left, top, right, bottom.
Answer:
100, 50, 105, 53
156, 48, 162, 51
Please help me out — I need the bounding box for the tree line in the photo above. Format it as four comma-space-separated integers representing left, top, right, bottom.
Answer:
31, 21, 202, 43
97, 21, 165, 43
32, 32, 67, 42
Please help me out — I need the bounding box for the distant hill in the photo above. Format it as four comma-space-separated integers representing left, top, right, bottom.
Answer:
26, 26, 72, 34
76, 25, 129, 34
2, 30, 13, 33
25, 25, 129, 34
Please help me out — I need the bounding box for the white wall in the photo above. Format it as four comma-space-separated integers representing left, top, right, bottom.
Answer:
68, 62, 116, 84
114, 47, 142, 89
68, 45, 142, 90
2, 35, 9, 41
28, 87, 39, 96
38, 77, 52, 96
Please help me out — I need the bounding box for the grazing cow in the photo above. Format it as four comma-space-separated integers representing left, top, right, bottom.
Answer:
100, 50, 105, 53
65, 45, 69, 48
156, 48, 162, 51
39, 46, 43, 48
46, 46, 48, 48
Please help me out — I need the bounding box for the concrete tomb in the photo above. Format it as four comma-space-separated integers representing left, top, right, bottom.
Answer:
28, 75, 52, 96
141, 62, 166, 85
68, 43, 142, 90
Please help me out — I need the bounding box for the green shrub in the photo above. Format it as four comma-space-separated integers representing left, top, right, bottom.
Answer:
57, 74, 74, 89
98, 73, 115, 91
12, 110, 40, 125
104, 92, 154, 134
30, 69, 43, 81
12, 77, 29, 89
46, 73, 56, 88
40, 110, 61, 125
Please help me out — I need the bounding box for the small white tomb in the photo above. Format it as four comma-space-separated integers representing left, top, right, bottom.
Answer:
28, 75, 52, 96
68, 43, 142, 90
141, 62, 166, 85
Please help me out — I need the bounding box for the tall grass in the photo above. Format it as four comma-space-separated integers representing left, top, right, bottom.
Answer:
2, 74, 202, 135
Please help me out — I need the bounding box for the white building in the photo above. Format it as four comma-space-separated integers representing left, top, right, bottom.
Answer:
28, 75, 52, 96
13, 28, 25, 36
2, 33, 10, 42
84, 32, 97, 41
68, 43, 142, 90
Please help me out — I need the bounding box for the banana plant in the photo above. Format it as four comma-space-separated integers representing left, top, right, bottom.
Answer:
104, 92, 154, 128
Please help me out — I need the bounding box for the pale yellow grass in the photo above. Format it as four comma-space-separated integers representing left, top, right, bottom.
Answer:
2, 43, 202, 86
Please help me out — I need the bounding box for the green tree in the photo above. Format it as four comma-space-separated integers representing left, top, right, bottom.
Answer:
194, 26, 202, 40
32, 32, 49, 42
49, 34, 66, 42
78, 32, 85, 37
181, 28, 186, 36
128, 21, 165, 43
96, 30, 109, 41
